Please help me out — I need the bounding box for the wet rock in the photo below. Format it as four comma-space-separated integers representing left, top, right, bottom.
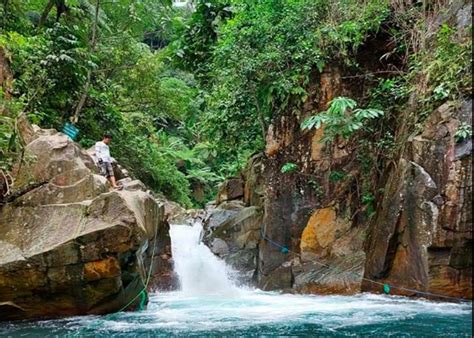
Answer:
203, 205, 263, 285
293, 253, 364, 295
259, 266, 293, 290
205, 205, 242, 230
300, 207, 351, 259
155, 194, 188, 224
210, 238, 230, 256
455, 139, 472, 160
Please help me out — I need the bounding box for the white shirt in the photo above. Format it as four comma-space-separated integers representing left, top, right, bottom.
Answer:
95, 141, 112, 163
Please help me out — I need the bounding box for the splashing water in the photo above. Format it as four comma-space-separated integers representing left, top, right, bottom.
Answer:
169, 223, 240, 296
1, 223, 472, 337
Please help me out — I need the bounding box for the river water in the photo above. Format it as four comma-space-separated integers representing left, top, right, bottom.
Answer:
1, 224, 472, 337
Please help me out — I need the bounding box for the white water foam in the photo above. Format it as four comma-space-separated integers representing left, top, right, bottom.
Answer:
63, 292, 471, 335
169, 223, 241, 296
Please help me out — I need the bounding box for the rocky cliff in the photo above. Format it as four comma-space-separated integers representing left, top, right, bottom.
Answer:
363, 100, 472, 299
0, 127, 175, 321
203, 3, 472, 300
206, 92, 472, 301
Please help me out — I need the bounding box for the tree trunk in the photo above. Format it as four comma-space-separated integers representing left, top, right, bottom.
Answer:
38, 0, 69, 27
71, 0, 100, 124
55, 0, 68, 22
38, 0, 55, 28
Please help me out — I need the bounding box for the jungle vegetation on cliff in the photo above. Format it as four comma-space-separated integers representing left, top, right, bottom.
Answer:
0, 0, 471, 207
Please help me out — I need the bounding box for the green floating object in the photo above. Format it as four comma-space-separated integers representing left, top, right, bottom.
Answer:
383, 284, 391, 294
62, 122, 80, 140
281, 247, 289, 254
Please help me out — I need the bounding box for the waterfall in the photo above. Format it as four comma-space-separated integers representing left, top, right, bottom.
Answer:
169, 223, 241, 296
5, 224, 472, 336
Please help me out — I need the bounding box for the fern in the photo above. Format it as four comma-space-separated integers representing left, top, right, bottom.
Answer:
301, 97, 384, 142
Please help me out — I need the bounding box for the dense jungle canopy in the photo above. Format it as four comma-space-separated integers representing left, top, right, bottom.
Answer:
0, 0, 471, 207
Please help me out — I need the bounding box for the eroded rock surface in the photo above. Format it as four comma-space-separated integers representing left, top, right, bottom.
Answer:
0, 129, 175, 321
363, 101, 472, 300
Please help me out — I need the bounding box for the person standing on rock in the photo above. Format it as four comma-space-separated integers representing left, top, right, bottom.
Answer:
95, 134, 122, 190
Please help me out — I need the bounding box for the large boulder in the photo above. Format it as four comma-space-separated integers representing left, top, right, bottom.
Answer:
293, 206, 365, 294
203, 202, 263, 285
0, 129, 175, 321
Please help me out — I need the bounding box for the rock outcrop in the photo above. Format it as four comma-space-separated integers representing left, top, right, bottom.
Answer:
0, 128, 175, 321
204, 101, 471, 300
215, 178, 244, 205
255, 65, 369, 294
208, 100, 472, 300
203, 201, 263, 285
363, 101, 472, 300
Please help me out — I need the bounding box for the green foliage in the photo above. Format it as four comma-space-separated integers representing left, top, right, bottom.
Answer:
329, 171, 347, 182
0, 67, 24, 172
0, 0, 216, 206
174, 0, 389, 176
173, 0, 233, 79
5, 25, 89, 127
301, 97, 384, 142
0, 113, 19, 171
281, 162, 298, 174
4, 0, 468, 210
455, 123, 472, 143
409, 23, 471, 118
423, 24, 471, 101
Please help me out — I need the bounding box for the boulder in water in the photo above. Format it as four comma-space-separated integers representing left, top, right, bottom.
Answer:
0, 128, 175, 321
203, 203, 263, 285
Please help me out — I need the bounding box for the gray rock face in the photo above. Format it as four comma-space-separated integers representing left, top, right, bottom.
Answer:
210, 238, 230, 256
0, 129, 174, 321
203, 203, 263, 285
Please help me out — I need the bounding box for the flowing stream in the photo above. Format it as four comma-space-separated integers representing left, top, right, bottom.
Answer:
2, 223, 472, 337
